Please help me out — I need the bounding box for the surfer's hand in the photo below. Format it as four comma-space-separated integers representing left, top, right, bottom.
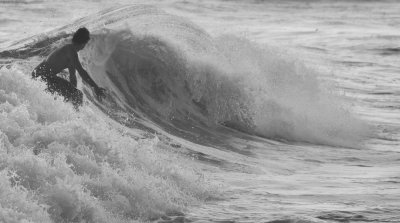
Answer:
95, 87, 106, 101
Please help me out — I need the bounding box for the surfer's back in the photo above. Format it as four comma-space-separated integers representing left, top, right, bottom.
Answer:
44, 44, 75, 75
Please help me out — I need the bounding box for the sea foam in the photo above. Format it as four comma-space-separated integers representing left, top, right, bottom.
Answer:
0, 66, 214, 222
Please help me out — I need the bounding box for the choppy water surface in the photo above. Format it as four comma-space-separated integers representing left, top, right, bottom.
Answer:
0, 1, 399, 223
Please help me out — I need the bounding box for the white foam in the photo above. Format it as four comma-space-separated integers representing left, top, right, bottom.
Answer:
0, 65, 215, 222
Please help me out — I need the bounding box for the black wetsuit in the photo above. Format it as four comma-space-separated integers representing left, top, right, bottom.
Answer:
32, 62, 83, 108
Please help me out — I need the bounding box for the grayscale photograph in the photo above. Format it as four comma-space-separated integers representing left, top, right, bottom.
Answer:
0, 0, 399, 222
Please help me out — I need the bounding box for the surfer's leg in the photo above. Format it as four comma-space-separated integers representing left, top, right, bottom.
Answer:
70, 90, 83, 109
46, 76, 83, 108
32, 62, 51, 79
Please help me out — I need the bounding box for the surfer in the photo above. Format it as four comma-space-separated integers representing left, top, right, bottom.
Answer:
32, 27, 105, 108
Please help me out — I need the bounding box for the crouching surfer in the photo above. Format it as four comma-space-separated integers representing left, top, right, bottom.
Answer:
32, 27, 105, 109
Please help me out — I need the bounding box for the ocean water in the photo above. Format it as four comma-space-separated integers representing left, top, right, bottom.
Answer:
0, 0, 399, 223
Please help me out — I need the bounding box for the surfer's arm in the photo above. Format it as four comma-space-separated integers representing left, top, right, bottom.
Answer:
72, 51, 106, 99
73, 52, 99, 89
68, 67, 77, 87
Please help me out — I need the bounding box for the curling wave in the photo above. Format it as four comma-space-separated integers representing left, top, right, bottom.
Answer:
2, 5, 371, 148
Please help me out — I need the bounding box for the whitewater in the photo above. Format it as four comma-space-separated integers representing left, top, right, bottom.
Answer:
0, 0, 399, 223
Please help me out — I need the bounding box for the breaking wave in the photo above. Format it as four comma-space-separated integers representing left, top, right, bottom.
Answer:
69, 5, 370, 147
1, 5, 372, 147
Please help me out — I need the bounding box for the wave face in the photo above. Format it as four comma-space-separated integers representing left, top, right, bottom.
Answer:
63, 5, 369, 148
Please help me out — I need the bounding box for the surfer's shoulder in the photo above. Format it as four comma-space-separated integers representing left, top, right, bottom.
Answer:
62, 43, 75, 52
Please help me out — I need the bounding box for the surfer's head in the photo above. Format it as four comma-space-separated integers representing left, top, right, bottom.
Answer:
72, 27, 90, 51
